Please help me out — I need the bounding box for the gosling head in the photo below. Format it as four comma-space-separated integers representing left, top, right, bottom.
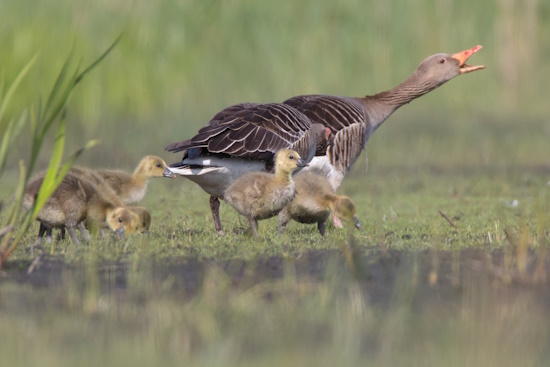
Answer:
331, 196, 361, 230
274, 149, 308, 175
137, 155, 175, 178
106, 207, 140, 237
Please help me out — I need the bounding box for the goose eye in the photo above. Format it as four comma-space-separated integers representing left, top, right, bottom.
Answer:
289, 155, 294, 160
118, 217, 123, 223
156, 163, 162, 168
439, 58, 446, 64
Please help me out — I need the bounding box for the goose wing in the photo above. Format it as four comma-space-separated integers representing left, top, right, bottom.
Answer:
283, 95, 368, 134
327, 123, 368, 175
165, 103, 315, 162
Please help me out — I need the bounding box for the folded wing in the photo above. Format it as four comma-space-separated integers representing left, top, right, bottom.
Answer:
165, 103, 315, 162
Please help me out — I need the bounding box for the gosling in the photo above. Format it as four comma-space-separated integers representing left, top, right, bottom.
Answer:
278, 171, 361, 236
224, 149, 307, 237
96, 155, 174, 204
33, 166, 124, 242
106, 207, 140, 236
23, 173, 129, 244
129, 206, 151, 232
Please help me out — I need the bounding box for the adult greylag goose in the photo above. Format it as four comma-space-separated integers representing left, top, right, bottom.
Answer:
165, 103, 326, 234
224, 149, 307, 237
284, 45, 485, 189
23, 173, 133, 244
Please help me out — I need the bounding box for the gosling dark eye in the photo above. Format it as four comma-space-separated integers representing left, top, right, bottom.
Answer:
118, 217, 123, 223
156, 163, 162, 168
289, 155, 294, 160
439, 58, 446, 64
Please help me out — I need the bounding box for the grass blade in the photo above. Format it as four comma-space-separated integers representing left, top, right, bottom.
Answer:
0, 55, 37, 126
31, 115, 67, 218
74, 34, 123, 84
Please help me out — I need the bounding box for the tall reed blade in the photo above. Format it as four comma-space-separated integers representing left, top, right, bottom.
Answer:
0, 38, 119, 268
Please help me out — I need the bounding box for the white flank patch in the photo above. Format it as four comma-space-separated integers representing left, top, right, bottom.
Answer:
171, 156, 266, 198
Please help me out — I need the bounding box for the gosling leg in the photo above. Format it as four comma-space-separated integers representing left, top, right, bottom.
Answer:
66, 224, 81, 245
248, 217, 259, 238
277, 210, 291, 235
77, 222, 91, 242
59, 227, 66, 240
36, 222, 48, 245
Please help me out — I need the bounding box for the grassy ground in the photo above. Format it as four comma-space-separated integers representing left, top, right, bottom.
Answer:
1, 157, 548, 262
2, 115, 548, 262
2, 0, 550, 365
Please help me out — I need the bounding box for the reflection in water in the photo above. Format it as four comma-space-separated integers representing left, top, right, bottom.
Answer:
1, 248, 550, 366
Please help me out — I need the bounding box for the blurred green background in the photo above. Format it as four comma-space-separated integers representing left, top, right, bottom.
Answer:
2, 2, 550, 365
1, 0, 549, 172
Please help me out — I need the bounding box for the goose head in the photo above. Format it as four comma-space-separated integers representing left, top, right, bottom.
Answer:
413, 45, 485, 88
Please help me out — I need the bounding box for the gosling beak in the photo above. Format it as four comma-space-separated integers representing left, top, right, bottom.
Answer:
451, 45, 485, 74
353, 216, 361, 230
297, 158, 308, 168
163, 167, 175, 178
115, 227, 126, 238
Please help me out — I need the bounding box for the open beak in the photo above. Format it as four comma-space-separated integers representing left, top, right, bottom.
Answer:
297, 159, 308, 168
353, 216, 361, 230
451, 45, 485, 74
163, 167, 175, 178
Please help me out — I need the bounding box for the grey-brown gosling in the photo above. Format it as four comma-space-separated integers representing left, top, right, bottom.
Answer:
23, 173, 129, 244
278, 171, 361, 236
34, 160, 162, 241
34, 166, 124, 242
224, 149, 307, 237
96, 155, 175, 205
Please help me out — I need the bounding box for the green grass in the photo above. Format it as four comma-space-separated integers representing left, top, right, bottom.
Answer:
1, 143, 548, 263
1, 0, 550, 365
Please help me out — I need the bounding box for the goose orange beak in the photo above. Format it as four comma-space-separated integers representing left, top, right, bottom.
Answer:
451, 45, 485, 74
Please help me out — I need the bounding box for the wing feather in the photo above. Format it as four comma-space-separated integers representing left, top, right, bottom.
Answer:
165, 103, 315, 162
327, 123, 368, 175
283, 95, 367, 134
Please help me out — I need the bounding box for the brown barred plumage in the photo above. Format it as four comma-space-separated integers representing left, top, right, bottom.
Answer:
165, 103, 318, 163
